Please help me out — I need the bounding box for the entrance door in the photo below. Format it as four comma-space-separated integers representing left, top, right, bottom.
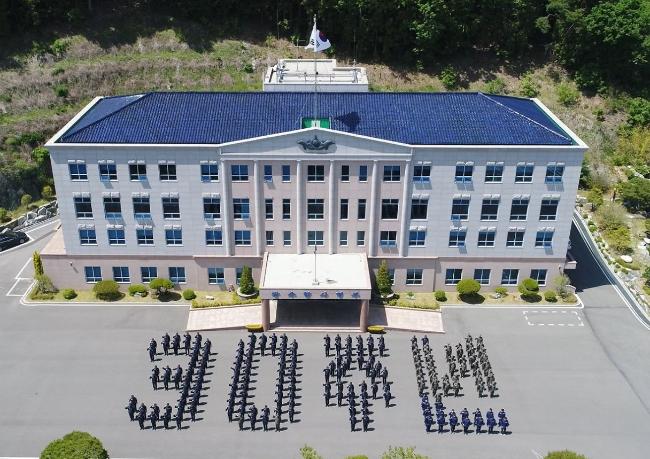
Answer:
274, 299, 361, 329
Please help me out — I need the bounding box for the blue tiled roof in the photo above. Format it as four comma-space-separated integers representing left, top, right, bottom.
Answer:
58, 92, 575, 146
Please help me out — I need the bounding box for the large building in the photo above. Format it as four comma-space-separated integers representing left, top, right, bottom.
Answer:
42, 61, 586, 303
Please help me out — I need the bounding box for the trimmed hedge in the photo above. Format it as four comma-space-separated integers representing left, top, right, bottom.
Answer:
544, 451, 587, 459
40, 431, 108, 459
182, 289, 197, 300
456, 279, 481, 296
434, 290, 447, 301
245, 323, 263, 332
544, 290, 558, 302
367, 325, 385, 334
62, 288, 77, 300
128, 284, 148, 297
92, 280, 120, 301
495, 287, 508, 297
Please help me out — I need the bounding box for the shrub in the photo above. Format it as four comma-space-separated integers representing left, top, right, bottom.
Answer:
31, 146, 50, 164
246, 323, 263, 333
35, 274, 57, 294
456, 279, 481, 296
300, 445, 323, 459
619, 177, 650, 213
553, 274, 571, 298
346, 456, 369, 459
544, 290, 557, 302
0, 207, 8, 222
519, 278, 539, 293
182, 289, 196, 300
40, 430, 108, 459
42, 185, 54, 199
367, 325, 385, 334
595, 203, 627, 232
128, 284, 148, 297
239, 266, 255, 295
93, 280, 120, 301
33, 251, 44, 276
483, 77, 507, 95
626, 97, 650, 128
604, 226, 632, 254
439, 66, 459, 90
149, 278, 174, 296
243, 63, 254, 73
556, 83, 579, 106
519, 73, 540, 98
20, 193, 33, 207
49, 38, 71, 58
495, 286, 508, 297
586, 188, 603, 210
544, 451, 587, 459
434, 290, 447, 301
61, 288, 77, 300
53, 84, 69, 98
376, 260, 393, 296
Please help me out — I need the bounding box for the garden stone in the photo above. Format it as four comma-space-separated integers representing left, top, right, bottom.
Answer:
205, 295, 215, 300
620, 255, 633, 263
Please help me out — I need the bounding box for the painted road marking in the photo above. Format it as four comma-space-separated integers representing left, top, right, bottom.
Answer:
523, 309, 584, 327
6, 258, 33, 297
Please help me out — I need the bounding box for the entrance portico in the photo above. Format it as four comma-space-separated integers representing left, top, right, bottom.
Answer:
259, 252, 372, 331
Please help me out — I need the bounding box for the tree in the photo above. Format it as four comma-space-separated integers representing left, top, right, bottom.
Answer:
239, 266, 255, 295
518, 278, 541, 301
376, 260, 393, 296
33, 251, 44, 276
149, 278, 174, 296
21, 193, 33, 207
553, 274, 571, 299
586, 188, 603, 210
619, 177, 650, 212
456, 279, 481, 297
40, 430, 108, 459
42, 185, 54, 199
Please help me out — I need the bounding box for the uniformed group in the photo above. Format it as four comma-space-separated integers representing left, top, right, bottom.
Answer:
322, 334, 392, 432
226, 333, 299, 432
126, 332, 211, 430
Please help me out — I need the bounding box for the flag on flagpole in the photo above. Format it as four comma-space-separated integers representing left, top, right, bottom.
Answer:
305, 21, 331, 53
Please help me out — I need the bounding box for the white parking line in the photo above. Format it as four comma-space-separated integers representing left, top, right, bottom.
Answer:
523, 309, 585, 327
6, 258, 33, 297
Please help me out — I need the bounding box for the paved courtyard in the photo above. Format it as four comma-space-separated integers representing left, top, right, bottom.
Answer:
0, 221, 647, 458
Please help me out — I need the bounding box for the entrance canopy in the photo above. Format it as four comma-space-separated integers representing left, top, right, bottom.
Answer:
259, 252, 372, 301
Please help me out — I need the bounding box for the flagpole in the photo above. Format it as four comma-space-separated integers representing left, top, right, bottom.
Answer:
313, 14, 317, 126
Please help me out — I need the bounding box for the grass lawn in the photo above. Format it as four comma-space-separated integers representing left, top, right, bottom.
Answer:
376, 292, 440, 311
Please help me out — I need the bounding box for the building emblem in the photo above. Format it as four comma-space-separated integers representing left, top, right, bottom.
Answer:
298, 136, 335, 152
336, 291, 344, 299
272, 291, 281, 299
303, 291, 312, 298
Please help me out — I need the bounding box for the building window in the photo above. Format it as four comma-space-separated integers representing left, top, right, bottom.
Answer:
265, 198, 273, 219
103, 196, 122, 218
451, 197, 470, 220
159, 163, 176, 181
510, 197, 529, 221
265, 231, 274, 246
282, 165, 291, 182
356, 231, 365, 246
133, 196, 151, 218
162, 197, 180, 219
205, 229, 223, 246
410, 198, 428, 220
282, 198, 291, 220
340, 199, 349, 219
140, 266, 157, 283
481, 198, 499, 220
445, 268, 462, 285
406, 269, 423, 285
413, 165, 431, 183
501, 269, 519, 285
169, 267, 186, 284
201, 163, 219, 182
485, 163, 504, 183
383, 165, 400, 182
236, 267, 242, 285
69, 162, 87, 180
234, 230, 251, 246
283, 231, 291, 246
112, 266, 130, 283
136, 228, 154, 245
307, 199, 324, 219
545, 163, 564, 183
231, 164, 249, 181
506, 229, 525, 247
339, 231, 348, 246
455, 162, 473, 183
539, 198, 559, 221
79, 229, 96, 245
381, 199, 399, 220
307, 230, 324, 246
477, 229, 496, 247
84, 266, 102, 283
535, 230, 554, 248
165, 229, 183, 245
474, 269, 491, 285
388, 269, 395, 285
129, 163, 147, 181
359, 165, 368, 182
107, 228, 125, 245
530, 269, 548, 286
203, 197, 221, 219
341, 165, 350, 182
357, 199, 367, 219
307, 165, 325, 182
208, 267, 225, 285
409, 230, 426, 246
74, 196, 93, 218
448, 229, 467, 247
380, 231, 397, 247
99, 163, 117, 181
263, 164, 273, 182
515, 163, 534, 183
233, 198, 250, 220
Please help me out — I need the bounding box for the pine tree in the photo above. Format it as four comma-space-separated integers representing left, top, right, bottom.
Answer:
376, 260, 393, 296
239, 266, 255, 295
33, 251, 44, 276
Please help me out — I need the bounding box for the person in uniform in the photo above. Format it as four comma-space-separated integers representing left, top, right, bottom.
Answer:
274, 407, 281, 431
383, 388, 391, 408
259, 334, 267, 356
349, 414, 357, 432
126, 395, 137, 421
462, 415, 471, 434
163, 403, 172, 429
161, 333, 170, 356
499, 415, 509, 434
150, 403, 160, 430
175, 409, 183, 430
270, 333, 277, 356
371, 381, 379, 400
147, 339, 157, 362
162, 365, 171, 390
362, 414, 370, 432
136, 410, 145, 430
449, 409, 458, 433
249, 405, 258, 431
324, 334, 331, 357
183, 332, 191, 355
150, 365, 159, 390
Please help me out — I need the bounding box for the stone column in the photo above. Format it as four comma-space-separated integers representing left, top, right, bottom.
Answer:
368, 160, 379, 256
398, 160, 412, 257
261, 299, 271, 331
296, 160, 303, 254
328, 160, 336, 254
221, 159, 233, 256
359, 299, 369, 332
253, 160, 264, 256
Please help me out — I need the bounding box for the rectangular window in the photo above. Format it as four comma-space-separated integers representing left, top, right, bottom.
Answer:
445, 268, 462, 285
510, 197, 529, 221
359, 165, 368, 182
84, 266, 102, 283
410, 198, 428, 220
339, 231, 348, 246
282, 165, 291, 182
481, 198, 499, 220
283, 231, 291, 246
448, 229, 467, 247
388, 269, 395, 285
236, 267, 242, 285
99, 163, 117, 181
383, 165, 400, 182
455, 162, 473, 183
478, 230, 496, 247
79, 229, 96, 245
136, 228, 154, 245
515, 163, 534, 183
341, 165, 350, 182
265, 198, 273, 219
485, 163, 504, 183
205, 229, 223, 246
107, 228, 125, 245
265, 230, 274, 246
208, 267, 225, 285
539, 198, 559, 221
234, 230, 251, 246
357, 199, 366, 220
201, 163, 219, 182
501, 269, 519, 285
381, 199, 399, 220
133, 196, 151, 218
379, 230, 397, 247
233, 198, 250, 219
474, 269, 491, 285
413, 165, 431, 183
69, 162, 87, 180
530, 269, 548, 286
263, 164, 273, 182
451, 197, 470, 220
307, 230, 324, 246
282, 198, 291, 220
307, 165, 325, 182
103, 196, 122, 218
162, 197, 180, 219
307, 198, 324, 219
169, 267, 186, 284
140, 266, 157, 283
203, 197, 221, 219
545, 163, 564, 183
165, 229, 183, 245
409, 230, 426, 246
535, 230, 554, 248
129, 163, 147, 181
356, 230, 365, 246
159, 163, 177, 181
340, 199, 349, 219
231, 164, 249, 181
74, 196, 93, 218
506, 230, 525, 247
112, 266, 130, 283
406, 269, 423, 285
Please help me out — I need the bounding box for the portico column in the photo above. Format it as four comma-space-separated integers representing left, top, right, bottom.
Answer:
253, 160, 264, 256
328, 160, 336, 254
398, 160, 412, 257
221, 159, 233, 256
261, 299, 271, 331
359, 299, 369, 332
368, 160, 379, 256
296, 160, 304, 254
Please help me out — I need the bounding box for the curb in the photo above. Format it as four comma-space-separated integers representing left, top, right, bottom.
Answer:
440, 295, 584, 310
